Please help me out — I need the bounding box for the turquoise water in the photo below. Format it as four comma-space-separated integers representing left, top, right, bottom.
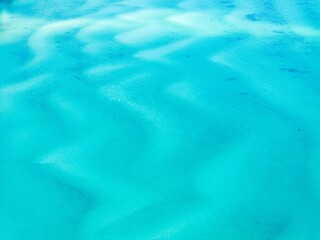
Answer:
1, 0, 320, 239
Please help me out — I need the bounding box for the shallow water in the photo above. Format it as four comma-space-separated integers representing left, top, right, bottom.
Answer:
1, 1, 320, 239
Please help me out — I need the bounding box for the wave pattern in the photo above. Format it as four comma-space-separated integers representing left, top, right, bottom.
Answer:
1, 0, 320, 239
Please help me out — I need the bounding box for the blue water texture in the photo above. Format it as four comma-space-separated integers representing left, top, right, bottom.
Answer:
1, 0, 320, 239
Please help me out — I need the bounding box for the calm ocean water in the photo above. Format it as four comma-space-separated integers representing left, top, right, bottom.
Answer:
1, 0, 320, 239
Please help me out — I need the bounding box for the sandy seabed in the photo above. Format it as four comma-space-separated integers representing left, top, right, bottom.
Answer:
1, 0, 320, 239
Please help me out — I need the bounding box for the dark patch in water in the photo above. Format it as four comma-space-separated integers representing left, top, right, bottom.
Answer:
226, 77, 237, 81
226, 4, 236, 8
273, 30, 285, 34
245, 14, 260, 22
238, 92, 249, 96
279, 68, 309, 74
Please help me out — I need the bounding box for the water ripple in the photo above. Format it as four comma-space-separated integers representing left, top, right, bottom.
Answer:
1, 1, 320, 239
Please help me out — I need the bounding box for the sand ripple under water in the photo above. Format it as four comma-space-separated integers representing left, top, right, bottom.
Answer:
1, 0, 320, 239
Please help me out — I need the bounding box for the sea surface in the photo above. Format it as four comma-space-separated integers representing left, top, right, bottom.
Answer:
1, 0, 320, 239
